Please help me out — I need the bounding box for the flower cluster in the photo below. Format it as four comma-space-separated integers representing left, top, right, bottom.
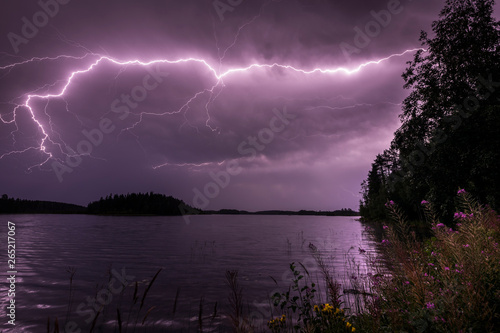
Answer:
267, 314, 286, 331
313, 304, 355, 332
454, 211, 473, 219
358, 194, 499, 332
314, 303, 338, 315
457, 188, 466, 195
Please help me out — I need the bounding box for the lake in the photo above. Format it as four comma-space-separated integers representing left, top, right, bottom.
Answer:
0, 214, 378, 332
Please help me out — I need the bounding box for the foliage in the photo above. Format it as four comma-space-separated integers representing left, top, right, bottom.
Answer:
0, 195, 86, 214
360, 0, 500, 222
359, 155, 390, 221
354, 192, 500, 332
269, 263, 356, 332
86, 191, 199, 215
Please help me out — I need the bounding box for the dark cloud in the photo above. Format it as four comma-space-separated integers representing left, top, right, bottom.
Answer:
1, 0, 497, 211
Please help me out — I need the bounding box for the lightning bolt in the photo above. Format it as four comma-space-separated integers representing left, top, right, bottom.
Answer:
152, 160, 226, 170
0, 53, 98, 71
0, 48, 424, 173
304, 99, 402, 112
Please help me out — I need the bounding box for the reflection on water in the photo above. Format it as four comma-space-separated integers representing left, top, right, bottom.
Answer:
0, 214, 378, 332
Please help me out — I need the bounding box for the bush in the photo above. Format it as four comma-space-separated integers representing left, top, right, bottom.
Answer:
355, 190, 500, 332
269, 190, 500, 332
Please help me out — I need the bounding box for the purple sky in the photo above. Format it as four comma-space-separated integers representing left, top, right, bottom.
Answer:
1, 0, 498, 211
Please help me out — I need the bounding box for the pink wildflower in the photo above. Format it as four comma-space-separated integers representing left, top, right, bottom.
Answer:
454, 212, 467, 219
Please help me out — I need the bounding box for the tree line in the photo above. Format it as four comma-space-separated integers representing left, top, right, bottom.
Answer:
1, 193, 358, 216
359, 0, 500, 222
87, 192, 198, 215
0, 194, 86, 214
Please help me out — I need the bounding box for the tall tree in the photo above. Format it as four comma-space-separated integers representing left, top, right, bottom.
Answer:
360, 155, 389, 220
361, 0, 500, 221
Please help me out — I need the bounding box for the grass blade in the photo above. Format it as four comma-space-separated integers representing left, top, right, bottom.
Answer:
142, 306, 156, 325
140, 268, 162, 311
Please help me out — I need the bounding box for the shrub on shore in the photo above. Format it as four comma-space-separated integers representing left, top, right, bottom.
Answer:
358, 190, 500, 332
268, 190, 500, 332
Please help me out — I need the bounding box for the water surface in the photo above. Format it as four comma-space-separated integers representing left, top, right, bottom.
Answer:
0, 214, 377, 332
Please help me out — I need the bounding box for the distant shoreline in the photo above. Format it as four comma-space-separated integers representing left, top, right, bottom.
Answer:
0, 194, 359, 217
